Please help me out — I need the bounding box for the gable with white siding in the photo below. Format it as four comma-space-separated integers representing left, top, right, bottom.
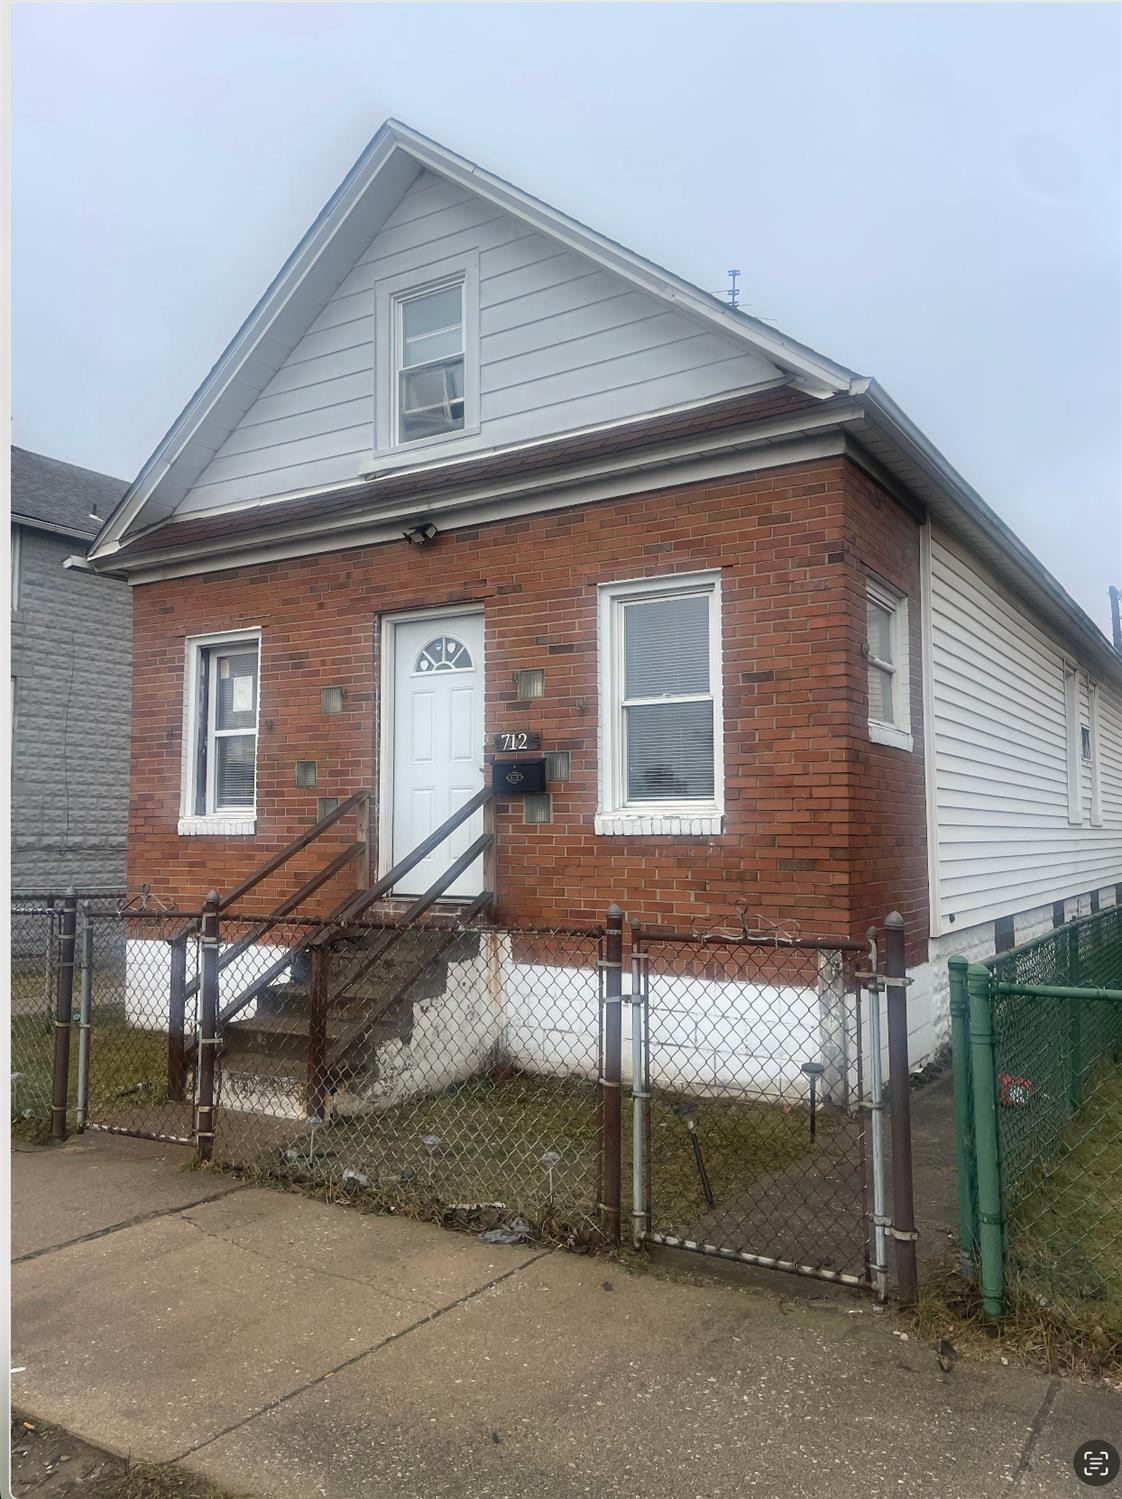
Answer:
175, 170, 783, 515
926, 524, 1122, 934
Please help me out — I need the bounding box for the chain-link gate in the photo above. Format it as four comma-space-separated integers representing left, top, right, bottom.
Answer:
629, 925, 876, 1289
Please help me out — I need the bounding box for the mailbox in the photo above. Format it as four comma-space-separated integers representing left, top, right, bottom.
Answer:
492, 758, 547, 795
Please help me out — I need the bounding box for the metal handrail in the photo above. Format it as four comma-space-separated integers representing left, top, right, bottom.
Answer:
187, 787, 495, 1047
173, 789, 370, 940
181, 841, 365, 1001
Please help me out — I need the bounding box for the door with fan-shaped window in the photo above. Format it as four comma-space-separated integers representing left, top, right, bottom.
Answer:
389, 613, 485, 897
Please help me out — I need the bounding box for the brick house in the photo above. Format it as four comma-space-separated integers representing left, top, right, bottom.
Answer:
86, 121, 1122, 1070
11, 447, 132, 891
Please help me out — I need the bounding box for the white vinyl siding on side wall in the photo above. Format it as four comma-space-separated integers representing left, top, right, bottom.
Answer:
177, 170, 783, 515
926, 525, 1122, 935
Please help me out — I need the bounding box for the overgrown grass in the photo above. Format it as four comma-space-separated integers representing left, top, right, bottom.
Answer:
909, 1257, 1122, 1384
1006, 1059, 1122, 1333
11, 1007, 170, 1125
908, 1060, 1122, 1384
238, 1071, 820, 1246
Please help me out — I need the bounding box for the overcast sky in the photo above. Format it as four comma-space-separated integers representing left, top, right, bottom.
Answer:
12, 2, 1122, 632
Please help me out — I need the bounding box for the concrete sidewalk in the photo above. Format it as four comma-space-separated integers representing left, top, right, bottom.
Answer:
11, 1134, 1118, 1498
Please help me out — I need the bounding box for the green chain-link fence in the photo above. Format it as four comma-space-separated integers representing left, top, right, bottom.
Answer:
951, 904, 1122, 1324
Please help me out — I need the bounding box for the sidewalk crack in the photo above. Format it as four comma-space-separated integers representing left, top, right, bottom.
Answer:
172, 1247, 551, 1463
177, 1209, 438, 1308
1012, 1376, 1061, 1485
11, 1185, 246, 1265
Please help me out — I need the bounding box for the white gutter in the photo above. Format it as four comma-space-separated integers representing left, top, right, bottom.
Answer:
853, 377, 1122, 686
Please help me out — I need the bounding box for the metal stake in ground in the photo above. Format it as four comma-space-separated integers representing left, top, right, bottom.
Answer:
800, 1061, 826, 1140
673, 1102, 715, 1208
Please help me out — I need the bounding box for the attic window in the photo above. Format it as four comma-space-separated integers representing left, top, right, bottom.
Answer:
396, 282, 465, 444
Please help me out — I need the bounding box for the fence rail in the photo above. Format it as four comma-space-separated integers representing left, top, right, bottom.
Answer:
13, 897, 916, 1289
952, 903, 1122, 1320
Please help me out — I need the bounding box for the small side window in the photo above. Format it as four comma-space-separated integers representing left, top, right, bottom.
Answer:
865, 579, 912, 751
184, 634, 261, 820
11, 525, 20, 611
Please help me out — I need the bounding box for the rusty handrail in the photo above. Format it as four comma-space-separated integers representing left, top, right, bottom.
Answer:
172, 790, 370, 941
182, 841, 365, 1002
187, 787, 495, 1047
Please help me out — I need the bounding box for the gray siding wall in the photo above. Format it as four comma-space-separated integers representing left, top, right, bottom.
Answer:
11, 525, 132, 890
177, 170, 782, 514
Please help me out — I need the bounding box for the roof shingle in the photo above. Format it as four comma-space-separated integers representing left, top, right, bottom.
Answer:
11, 446, 129, 542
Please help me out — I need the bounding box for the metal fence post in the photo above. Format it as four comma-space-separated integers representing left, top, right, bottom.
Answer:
307, 944, 329, 1122
50, 890, 78, 1142
863, 929, 890, 1304
629, 919, 648, 1250
1067, 922, 1083, 1112
966, 961, 1005, 1320
599, 904, 624, 1246
75, 905, 94, 1132
196, 890, 220, 1163
884, 911, 918, 1302
948, 955, 977, 1281
167, 934, 189, 1103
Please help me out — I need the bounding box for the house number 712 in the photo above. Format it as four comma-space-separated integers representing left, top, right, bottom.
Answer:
494, 731, 541, 752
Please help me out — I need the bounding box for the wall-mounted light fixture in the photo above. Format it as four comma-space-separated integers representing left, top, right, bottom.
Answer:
403, 521, 438, 547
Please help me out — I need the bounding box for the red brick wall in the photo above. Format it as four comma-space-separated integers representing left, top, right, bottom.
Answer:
127, 454, 929, 949
841, 465, 930, 964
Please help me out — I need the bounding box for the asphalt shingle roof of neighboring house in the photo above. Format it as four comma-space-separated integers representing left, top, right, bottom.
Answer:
11, 446, 130, 543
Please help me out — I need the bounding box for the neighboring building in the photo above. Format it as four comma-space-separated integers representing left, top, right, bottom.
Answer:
85, 122, 1122, 1069
11, 447, 132, 891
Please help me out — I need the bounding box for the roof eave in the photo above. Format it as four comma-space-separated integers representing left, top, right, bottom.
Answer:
87, 120, 857, 562
853, 378, 1122, 687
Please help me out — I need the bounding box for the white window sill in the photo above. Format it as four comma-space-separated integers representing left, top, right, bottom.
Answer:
594, 811, 724, 837
868, 720, 913, 752
177, 814, 257, 837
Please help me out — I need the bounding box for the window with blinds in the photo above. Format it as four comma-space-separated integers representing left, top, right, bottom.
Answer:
190, 636, 261, 816
601, 575, 721, 815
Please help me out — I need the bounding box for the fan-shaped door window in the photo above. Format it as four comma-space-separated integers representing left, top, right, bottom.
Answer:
414, 636, 473, 674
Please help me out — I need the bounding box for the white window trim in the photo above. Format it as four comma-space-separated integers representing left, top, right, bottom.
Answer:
596, 571, 724, 837
11, 524, 20, 611
178, 627, 261, 836
866, 576, 913, 752
1063, 662, 1083, 826
373, 252, 480, 458
1087, 678, 1103, 828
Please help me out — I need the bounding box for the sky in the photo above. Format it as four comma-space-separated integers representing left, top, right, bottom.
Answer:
11, 1, 1122, 632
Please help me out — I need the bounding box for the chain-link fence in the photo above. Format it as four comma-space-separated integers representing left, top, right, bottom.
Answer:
209, 920, 605, 1245
952, 904, 1122, 1322
12, 898, 607, 1246
633, 929, 872, 1286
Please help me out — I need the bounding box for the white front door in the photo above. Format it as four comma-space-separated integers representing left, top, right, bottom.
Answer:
389, 612, 485, 898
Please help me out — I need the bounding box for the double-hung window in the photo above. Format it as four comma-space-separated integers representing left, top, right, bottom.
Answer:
396, 281, 465, 444
180, 631, 260, 833
865, 578, 912, 750
597, 573, 723, 835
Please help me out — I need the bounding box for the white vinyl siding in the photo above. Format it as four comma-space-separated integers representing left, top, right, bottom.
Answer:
927, 527, 1122, 934
176, 171, 782, 515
